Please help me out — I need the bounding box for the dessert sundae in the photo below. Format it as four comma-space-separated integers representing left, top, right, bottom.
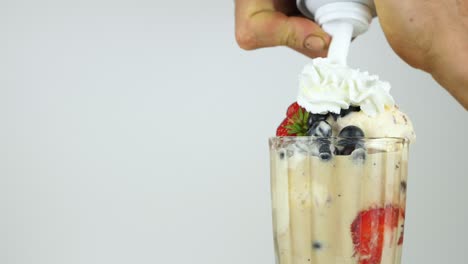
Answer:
269, 58, 415, 264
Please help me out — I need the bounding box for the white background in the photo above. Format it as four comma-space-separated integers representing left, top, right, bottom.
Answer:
1, 1, 467, 263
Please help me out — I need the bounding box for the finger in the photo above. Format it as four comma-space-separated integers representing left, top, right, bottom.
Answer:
272, 0, 299, 16
292, 46, 329, 59
236, 10, 331, 53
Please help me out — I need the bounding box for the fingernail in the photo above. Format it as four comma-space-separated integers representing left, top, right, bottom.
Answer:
304, 35, 325, 51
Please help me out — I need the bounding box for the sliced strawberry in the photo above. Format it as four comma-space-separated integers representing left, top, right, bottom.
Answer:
351, 205, 402, 264
286, 102, 301, 117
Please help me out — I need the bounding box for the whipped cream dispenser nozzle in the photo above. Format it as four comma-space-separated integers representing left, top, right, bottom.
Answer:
296, 0, 376, 65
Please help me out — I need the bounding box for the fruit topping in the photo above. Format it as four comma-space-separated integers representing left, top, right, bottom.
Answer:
340, 105, 361, 118
351, 148, 366, 163
276, 118, 292, 137
276, 102, 310, 136
336, 126, 365, 155
304, 120, 333, 160
286, 102, 301, 117
318, 142, 332, 161
307, 113, 328, 129
338, 125, 365, 138
306, 121, 332, 137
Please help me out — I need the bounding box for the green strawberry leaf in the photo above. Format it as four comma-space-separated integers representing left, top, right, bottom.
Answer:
285, 107, 311, 136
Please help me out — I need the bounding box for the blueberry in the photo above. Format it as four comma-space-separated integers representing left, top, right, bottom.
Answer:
307, 114, 315, 128
400, 181, 407, 192
336, 140, 365, 156
318, 142, 332, 161
351, 148, 366, 163
307, 121, 333, 160
336, 126, 365, 156
312, 241, 323, 250
330, 112, 340, 121
279, 151, 285, 160
319, 152, 332, 161
306, 121, 332, 137
338, 126, 365, 138
335, 144, 355, 155
351, 105, 361, 111
307, 114, 328, 128
340, 106, 361, 118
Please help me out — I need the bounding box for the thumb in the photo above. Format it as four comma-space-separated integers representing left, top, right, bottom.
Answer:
236, 11, 330, 54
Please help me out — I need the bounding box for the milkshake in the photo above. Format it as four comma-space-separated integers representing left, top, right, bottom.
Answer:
270, 137, 409, 264
270, 59, 415, 264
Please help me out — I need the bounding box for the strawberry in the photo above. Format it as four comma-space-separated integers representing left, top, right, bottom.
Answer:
286, 102, 301, 117
276, 118, 292, 136
276, 102, 310, 136
350, 205, 403, 264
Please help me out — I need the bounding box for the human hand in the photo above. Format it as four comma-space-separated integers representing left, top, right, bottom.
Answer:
235, 0, 331, 58
375, 0, 468, 108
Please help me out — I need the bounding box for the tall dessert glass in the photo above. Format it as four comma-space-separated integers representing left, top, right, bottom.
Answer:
269, 136, 409, 264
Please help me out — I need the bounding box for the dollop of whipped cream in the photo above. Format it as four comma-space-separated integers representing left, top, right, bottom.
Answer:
297, 58, 395, 117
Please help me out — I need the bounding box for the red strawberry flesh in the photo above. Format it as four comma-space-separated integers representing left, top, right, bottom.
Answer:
286, 102, 300, 117
277, 102, 307, 136
351, 205, 403, 264
276, 118, 290, 136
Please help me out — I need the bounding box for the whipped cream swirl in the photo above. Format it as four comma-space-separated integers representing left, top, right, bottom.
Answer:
297, 58, 395, 117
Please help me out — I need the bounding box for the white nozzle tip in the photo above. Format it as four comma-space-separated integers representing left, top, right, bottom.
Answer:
297, 1, 374, 37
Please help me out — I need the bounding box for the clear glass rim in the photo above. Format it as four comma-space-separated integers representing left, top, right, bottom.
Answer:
269, 136, 409, 144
